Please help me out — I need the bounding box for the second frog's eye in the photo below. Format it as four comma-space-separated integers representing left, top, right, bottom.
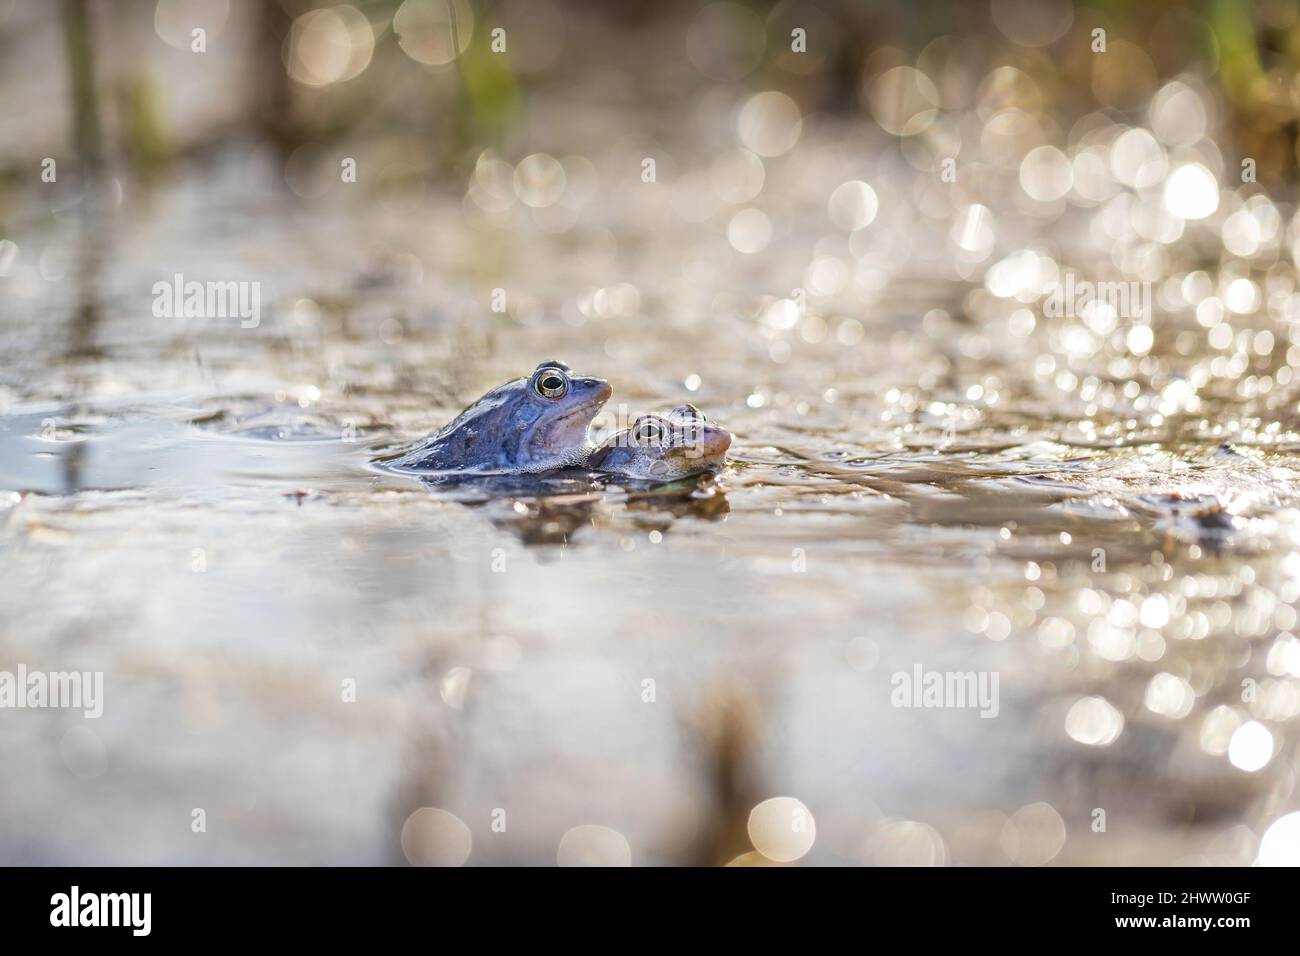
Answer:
534, 368, 569, 399
634, 419, 666, 444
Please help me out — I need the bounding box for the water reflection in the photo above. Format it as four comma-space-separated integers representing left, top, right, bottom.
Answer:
398, 471, 731, 546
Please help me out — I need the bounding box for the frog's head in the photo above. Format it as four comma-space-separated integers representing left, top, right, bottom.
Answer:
596, 403, 731, 480
416, 360, 611, 474
511, 360, 612, 470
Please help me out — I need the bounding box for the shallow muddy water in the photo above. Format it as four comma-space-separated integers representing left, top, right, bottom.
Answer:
2, 159, 1297, 867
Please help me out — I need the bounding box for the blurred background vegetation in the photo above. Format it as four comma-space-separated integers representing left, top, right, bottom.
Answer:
4, 0, 1300, 202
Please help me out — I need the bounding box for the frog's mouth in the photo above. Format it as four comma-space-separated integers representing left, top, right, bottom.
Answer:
534, 379, 613, 451
551, 388, 611, 429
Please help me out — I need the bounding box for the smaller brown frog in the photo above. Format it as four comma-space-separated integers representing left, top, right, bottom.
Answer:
588, 403, 731, 480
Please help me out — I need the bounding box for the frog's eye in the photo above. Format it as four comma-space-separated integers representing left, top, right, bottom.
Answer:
634, 419, 666, 444
534, 369, 569, 399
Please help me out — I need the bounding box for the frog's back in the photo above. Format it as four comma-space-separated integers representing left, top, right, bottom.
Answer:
393, 378, 529, 473
586, 439, 633, 474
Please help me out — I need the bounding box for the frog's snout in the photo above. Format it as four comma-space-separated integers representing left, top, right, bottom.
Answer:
700, 424, 732, 458
572, 376, 613, 406
670, 423, 732, 461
